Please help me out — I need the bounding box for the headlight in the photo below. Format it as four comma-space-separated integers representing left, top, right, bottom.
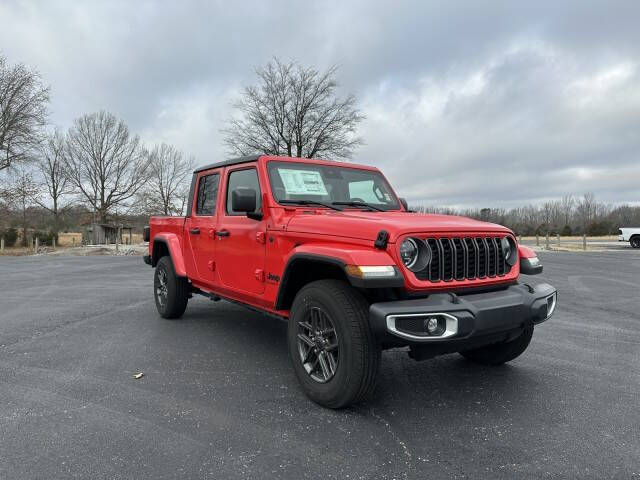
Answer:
501, 236, 517, 266
399, 237, 432, 272
400, 238, 419, 268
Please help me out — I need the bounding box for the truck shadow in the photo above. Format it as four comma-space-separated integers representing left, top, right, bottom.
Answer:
183, 298, 552, 415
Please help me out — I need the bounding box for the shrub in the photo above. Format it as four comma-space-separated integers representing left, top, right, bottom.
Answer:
32, 230, 58, 246
586, 221, 612, 236
0, 228, 18, 247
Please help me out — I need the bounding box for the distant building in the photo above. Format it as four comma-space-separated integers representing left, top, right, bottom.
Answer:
83, 223, 133, 245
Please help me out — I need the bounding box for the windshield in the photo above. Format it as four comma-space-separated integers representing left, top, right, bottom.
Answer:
267, 161, 401, 210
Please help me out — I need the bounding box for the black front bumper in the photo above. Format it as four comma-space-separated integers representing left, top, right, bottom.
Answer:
369, 283, 557, 352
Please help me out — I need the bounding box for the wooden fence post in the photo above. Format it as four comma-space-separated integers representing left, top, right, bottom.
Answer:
35, 237, 39, 253
536, 234, 540, 246
583, 234, 587, 250
52, 236, 56, 250
556, 233, 560, 247
1, 237, 4, 252
545, 233, 550, 249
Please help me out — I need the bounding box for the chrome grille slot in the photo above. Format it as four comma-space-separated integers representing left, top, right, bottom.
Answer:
440, 238, 453, 281
415, 235, 511, 283
452, 238, 465, 280
476, 238, 487, 278
487, 237, 497, 277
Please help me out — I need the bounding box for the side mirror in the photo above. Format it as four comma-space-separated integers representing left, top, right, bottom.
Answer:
231, 188, 262, 220
232, 187, 257, 212
399, 198, 409, 210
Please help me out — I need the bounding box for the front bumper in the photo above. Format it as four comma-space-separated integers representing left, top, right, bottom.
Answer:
369, 283, 557, 351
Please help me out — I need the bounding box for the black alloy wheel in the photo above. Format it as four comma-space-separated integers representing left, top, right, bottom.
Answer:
297, 307, 339, 383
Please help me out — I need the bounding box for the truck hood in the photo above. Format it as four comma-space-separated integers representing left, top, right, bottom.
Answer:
284, 210, 511, 242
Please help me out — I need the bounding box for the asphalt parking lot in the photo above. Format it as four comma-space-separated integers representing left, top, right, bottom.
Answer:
1, 251, 639, 479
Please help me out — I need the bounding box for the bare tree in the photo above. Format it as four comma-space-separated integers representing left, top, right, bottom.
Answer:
2, 168, 40, 245
576, 192, 596, 232
560, 194, 574, 227
64, 111, 150, 223
35, 129, 72, 234
0, 55, 50, 171
223, 58, 364, 160
144, 143, 195, 215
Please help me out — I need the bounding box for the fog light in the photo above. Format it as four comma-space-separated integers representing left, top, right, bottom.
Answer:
426, 317, 439, 333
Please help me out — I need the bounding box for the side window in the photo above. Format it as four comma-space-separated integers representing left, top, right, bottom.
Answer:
226, 168, 262, 215
195, 173, 220, 215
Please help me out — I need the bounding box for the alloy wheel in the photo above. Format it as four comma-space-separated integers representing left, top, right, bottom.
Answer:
156, 267, 168, 308
297, 306, 339, 383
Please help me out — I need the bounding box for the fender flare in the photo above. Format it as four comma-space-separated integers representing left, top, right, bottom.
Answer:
152, 233, 187, 277
518, 245, 543, 275
274, 248, 404, 310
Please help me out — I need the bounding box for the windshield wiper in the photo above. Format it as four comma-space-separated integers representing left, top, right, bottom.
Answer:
279, 199, 343, 211
332, 201, 385, 212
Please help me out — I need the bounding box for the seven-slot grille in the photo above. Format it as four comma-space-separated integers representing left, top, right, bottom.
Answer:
415, 236, 512, 282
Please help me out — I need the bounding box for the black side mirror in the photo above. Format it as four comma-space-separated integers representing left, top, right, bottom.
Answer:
399, 197, 409, 210
231, 188, 262, 220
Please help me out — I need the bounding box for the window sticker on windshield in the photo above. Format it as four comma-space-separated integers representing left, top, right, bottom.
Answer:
278, 169, 328, 195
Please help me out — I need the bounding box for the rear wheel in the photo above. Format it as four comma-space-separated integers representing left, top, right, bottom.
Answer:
288, 279, 380, 408
630, 236, 640, 249
459, 326, 534, 365
154, 256, 189, 319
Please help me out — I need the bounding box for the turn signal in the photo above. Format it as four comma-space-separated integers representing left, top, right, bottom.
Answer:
345, 265, 397, 278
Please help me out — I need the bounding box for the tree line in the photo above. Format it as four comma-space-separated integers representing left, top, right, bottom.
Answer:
413, 193, 640, 236
1, 52, 636, 248
1, 55, 366, 247
0, 54, 195, 246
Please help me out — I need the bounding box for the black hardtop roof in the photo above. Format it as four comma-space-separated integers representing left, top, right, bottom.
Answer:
193, 154, 262, 173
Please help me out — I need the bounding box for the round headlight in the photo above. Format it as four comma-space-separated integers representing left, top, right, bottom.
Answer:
399, 238, 432, 272
501, 236, 517, 266
400, 238, 419, 268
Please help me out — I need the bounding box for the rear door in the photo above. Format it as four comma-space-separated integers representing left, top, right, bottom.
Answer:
215, 166, 266, 295
188, 170, 221, 285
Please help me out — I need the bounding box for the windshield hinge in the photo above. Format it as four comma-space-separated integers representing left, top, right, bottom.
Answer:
374, 230, 389, 249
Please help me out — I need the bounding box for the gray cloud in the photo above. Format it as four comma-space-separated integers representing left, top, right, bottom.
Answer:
1, 0, 639, 207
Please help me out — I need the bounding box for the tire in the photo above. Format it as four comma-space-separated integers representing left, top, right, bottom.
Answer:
154, 256, 189, 319
630, 236, 640, 249
288, 279, 380, 409
459, 326, 534, 366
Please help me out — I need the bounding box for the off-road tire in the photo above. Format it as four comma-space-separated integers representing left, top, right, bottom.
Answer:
288, 279, 380, 409
460, 325, 534, 365
154, 256, 189, 319
630, 236, 640, 249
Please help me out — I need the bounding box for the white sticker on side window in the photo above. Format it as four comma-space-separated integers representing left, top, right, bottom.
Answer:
278, 169, 328, 195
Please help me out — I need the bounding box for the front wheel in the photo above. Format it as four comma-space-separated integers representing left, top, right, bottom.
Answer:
459, 326, 534, 365
154, 256, 189, 319
288, 280, 380, 409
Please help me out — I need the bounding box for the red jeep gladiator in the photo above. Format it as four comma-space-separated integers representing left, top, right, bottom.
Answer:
144, 155, 557, 408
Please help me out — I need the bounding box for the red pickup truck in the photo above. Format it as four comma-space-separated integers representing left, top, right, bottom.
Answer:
144, 155, 557, 408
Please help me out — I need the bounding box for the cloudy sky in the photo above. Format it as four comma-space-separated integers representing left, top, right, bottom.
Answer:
1, 0, 639, 208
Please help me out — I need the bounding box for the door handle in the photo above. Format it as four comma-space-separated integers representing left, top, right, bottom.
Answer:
189, 228, 200, 234
216, 229, 230, 237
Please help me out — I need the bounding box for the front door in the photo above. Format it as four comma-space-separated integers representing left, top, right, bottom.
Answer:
215, 166, 266, 295
188, 170, 221, 285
